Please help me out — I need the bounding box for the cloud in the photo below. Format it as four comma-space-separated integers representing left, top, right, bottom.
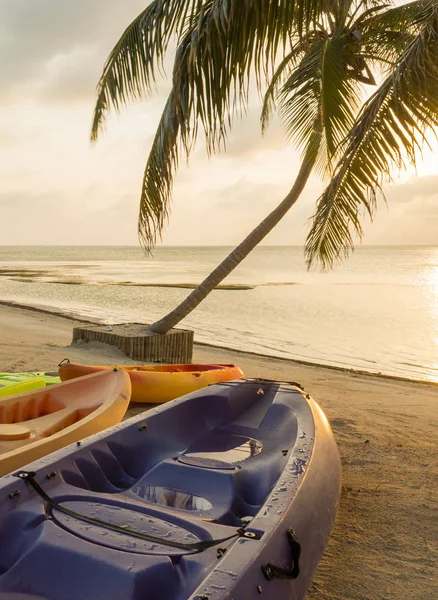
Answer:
0, 126, 40, 146
37, 45, 102, 104
360, 174, 438, 245
0, 0, 150, 103
386, 174, 438, 207
219, 108, 287, 158
1, 2, 437, 249
160, 169, 323, 246
0, 185, 140, 245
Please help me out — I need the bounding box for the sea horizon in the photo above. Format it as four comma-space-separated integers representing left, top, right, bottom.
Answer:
1, 245, 437, 383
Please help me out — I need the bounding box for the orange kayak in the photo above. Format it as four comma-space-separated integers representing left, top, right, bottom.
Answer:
0, 369, 131, 477
58, 360, 244, 404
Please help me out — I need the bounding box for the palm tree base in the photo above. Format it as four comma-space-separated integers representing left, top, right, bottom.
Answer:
72, 323, 194, 364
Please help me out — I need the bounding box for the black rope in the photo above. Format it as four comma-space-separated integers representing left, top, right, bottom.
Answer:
18, 472, 260, 552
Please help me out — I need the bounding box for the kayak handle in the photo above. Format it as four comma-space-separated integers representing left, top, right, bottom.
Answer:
262, 529, 301, 580
58, 358, 70, 367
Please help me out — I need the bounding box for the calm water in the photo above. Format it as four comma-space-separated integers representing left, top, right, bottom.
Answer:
0, 245, 437, 382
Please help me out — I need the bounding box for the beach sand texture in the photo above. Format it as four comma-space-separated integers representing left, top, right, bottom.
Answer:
0, 303, 436, 599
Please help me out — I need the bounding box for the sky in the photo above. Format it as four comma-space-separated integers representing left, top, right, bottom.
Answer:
1, 0, 438, 247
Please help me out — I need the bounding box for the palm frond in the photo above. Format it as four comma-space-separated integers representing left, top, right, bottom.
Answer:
361, 30, 417, 67
261, 46, 303, 134
305, 1, 438, 269
92, 0, 324, 143
91, 0, 205, 142
277, 35, 362, 173
136, 0, 323, 248
277, 40, 326, 161
138, 90, 181, 248
320, 36, 362, 160
360, 0, 431, 31
359, 0, 430, 65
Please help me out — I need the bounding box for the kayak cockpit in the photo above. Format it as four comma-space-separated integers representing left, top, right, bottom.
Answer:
59, 382, 303, 527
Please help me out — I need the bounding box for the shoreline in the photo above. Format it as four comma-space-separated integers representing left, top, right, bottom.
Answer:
0, 302, 437, 599
0, 298, 436, 388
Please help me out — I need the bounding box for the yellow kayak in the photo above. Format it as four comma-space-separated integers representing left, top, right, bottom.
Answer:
0, 375, 46, 398
58, 360, 244, 404
0, 369, 131, 477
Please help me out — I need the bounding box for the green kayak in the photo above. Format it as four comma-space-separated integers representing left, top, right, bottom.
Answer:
0, 372, 61, 398
0, 375, 46, 398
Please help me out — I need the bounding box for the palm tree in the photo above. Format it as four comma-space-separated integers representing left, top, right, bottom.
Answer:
92, 0, 428, 335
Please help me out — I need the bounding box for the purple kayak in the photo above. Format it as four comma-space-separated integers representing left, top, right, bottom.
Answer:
0, 379, 341, 599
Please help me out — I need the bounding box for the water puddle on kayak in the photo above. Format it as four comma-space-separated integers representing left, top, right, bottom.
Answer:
132, 485, 212, 511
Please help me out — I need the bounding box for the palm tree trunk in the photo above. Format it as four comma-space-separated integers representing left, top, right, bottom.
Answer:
150, 148, 317, 334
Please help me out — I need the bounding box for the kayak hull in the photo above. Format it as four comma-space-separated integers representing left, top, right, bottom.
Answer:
58, 361, 244, 403
0, 379, 340, 599
0, 370, 131, 477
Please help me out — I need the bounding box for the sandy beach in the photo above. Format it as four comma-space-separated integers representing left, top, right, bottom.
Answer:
0, 302, 436, 599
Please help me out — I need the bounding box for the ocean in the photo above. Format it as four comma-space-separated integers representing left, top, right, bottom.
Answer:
0, 245, 437, 383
